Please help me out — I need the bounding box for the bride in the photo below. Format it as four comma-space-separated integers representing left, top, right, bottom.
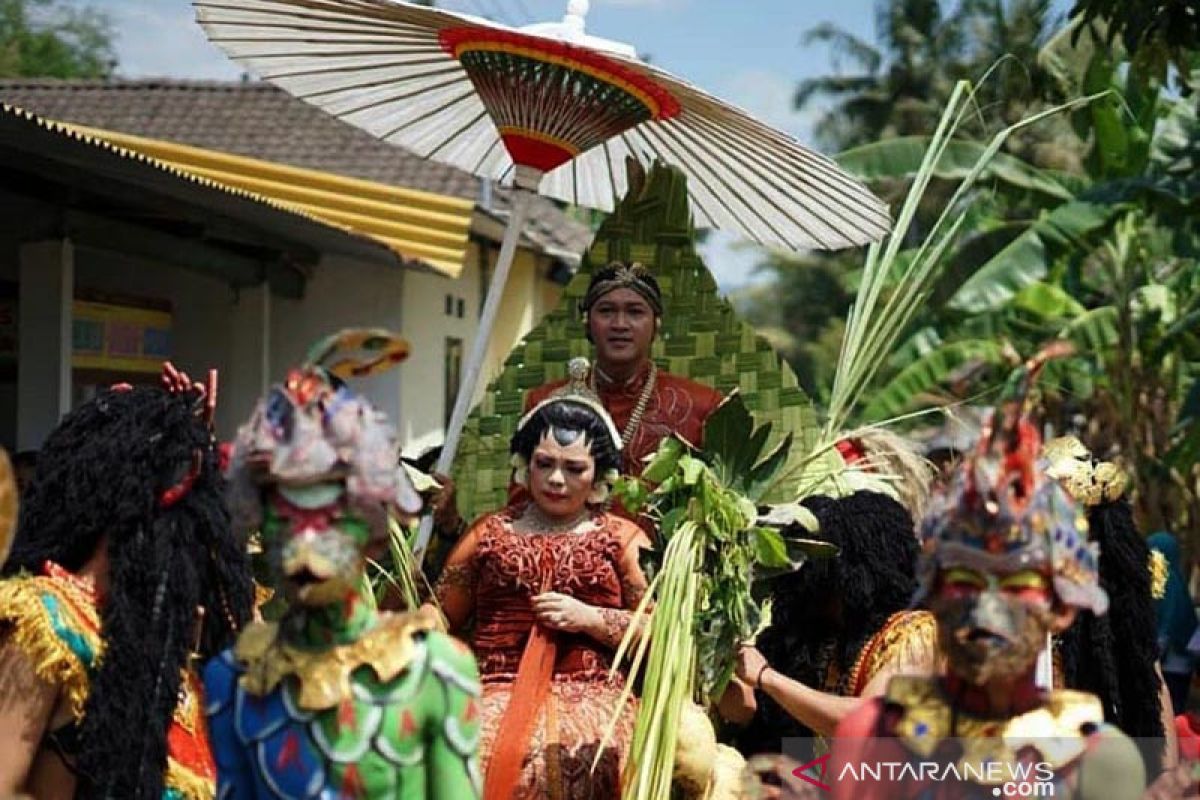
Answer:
433, 360, 650, 800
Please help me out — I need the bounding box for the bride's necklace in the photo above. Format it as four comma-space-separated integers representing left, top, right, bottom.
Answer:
590, 362, 657, 448
516, 504, 593, 535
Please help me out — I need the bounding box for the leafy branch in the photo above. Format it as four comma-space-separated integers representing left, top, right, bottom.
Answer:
608, 392, 833, 800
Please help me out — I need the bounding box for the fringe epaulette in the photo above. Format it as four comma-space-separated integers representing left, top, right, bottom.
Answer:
0, 565, 102, 721
165, 755, 215, 800
847, 609, 939, 697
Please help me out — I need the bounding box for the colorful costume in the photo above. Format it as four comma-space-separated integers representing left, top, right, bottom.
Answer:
0, 562, 215, 799
439, 357, 646, 799
831, 355, 1145, 800
0, 364, 252, 798
203, 607, 480, 799
206, 331, 483, 799
436, 506, 644, 799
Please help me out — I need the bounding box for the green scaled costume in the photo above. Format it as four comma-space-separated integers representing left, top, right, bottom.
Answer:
204, 330, 482, 799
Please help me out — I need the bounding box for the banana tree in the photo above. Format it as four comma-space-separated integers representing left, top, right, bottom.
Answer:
849, 54, 1200, 533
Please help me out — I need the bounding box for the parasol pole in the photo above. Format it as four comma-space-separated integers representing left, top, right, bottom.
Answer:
414, 165, 542, 564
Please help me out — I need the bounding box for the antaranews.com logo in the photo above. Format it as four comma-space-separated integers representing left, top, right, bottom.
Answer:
784, 741, 1060, 798
791, 753, 1056, 796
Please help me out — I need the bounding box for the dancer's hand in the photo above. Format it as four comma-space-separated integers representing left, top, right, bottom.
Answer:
532, 592, 598, 633
736, 645, 771, 687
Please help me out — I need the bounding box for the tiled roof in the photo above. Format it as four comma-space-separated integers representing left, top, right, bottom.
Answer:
0, 78, 591, 259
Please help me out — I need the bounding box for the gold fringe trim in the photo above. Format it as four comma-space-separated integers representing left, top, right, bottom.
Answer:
165, 757, 215, 800
236, 607, 440, 711
0, 577, 99, 721
849, 609, 939, 696
1150, 550, 1169, 600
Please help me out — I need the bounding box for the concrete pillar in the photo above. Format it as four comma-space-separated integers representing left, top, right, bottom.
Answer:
223, 282, 270, 439
17, 239, 74, 450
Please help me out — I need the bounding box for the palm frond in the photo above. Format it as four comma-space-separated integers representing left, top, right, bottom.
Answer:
801, 22, 883, 74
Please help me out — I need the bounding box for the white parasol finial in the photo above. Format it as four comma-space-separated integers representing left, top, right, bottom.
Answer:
521, 0, 634, 58
565, 0, 589, 31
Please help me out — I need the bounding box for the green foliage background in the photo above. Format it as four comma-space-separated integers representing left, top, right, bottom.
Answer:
0, 0, 115, 79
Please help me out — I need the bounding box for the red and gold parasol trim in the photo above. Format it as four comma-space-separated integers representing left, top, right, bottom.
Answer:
498, 127, 581, 173
438, 26, 681, 121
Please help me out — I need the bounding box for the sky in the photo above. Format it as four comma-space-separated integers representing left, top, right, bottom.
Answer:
97, 0, 1064, 292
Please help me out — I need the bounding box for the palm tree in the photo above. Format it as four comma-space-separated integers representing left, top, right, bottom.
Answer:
796, 0, 1077, 163
795, 0, 971, 151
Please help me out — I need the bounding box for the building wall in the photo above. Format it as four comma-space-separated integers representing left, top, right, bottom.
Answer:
74, 247, 240, 431
399, 242, 483, 457
0, 220, 565, 457
484, 245, 542, 391
398, 239, 566, 459
78, 250, 408, 444
267, 253, 406, 432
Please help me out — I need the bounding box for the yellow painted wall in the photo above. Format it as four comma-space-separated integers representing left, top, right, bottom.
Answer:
399, 239, 566, 457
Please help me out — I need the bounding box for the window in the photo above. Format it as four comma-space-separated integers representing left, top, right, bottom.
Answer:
456, 298, 465, 319
444, 293, 453, 315
444, 337, 463, 426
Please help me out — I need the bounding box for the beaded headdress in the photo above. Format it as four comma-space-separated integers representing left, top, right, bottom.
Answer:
225, 329, 422, 541
580, 261, 664, 316
917, 347, 1108, 614
516, 357, 623, 454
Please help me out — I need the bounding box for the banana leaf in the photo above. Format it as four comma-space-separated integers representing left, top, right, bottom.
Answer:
862, 339, 1008, 422
837, 136, 1075, 201
948, 200, 1123, 313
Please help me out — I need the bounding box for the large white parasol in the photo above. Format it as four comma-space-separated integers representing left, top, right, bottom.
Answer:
194, 0, 892, 557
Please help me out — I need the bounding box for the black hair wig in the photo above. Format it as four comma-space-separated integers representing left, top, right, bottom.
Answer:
511, 399, 621, 479
1058, 497, 1164, 771
4, 385, 253, 799
733, 490, 919, 753
12, 449, 37, 469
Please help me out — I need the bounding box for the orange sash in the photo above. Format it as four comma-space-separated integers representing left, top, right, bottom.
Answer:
482, 571, 558, 800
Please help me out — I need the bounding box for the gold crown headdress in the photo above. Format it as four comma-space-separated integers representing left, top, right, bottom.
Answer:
1042, 436, 1165, 598
517, 357, 623, 452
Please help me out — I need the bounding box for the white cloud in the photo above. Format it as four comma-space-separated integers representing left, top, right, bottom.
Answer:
108, 0, 242, 80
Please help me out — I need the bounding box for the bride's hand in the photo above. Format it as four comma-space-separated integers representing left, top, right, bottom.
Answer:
532, 592, 599, 633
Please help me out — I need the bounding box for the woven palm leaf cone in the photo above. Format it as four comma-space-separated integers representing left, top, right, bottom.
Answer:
450, 159, 819, 524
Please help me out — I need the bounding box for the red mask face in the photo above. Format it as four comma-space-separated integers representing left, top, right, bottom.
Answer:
932, 566, 1053, 684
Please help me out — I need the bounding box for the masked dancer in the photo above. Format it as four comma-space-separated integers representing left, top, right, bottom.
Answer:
204, 331, 483, 799
0, 364, 252, 799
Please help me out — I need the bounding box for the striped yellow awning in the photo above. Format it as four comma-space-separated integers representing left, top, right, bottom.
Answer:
57, 122, 474, 278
